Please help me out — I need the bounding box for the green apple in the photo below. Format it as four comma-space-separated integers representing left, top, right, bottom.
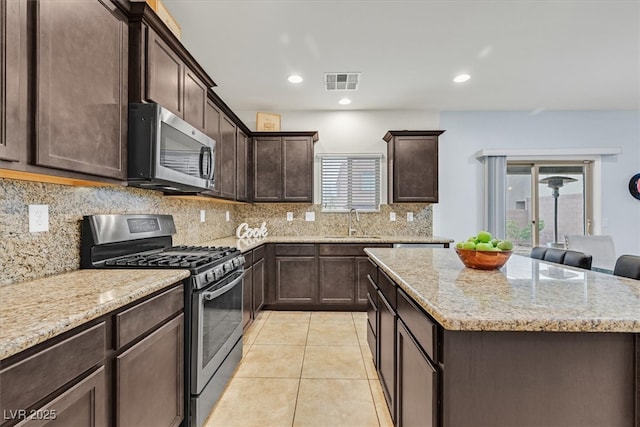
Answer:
455, 241, 464, 249
467, 236, 478, 243
497, 240, 513, 251
462, 241, 476, 250
476, 242, 494, 251
477, 230, 492, 243
490, 239, 500, 247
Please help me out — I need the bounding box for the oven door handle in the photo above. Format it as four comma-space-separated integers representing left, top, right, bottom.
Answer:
202, 270, 245, 301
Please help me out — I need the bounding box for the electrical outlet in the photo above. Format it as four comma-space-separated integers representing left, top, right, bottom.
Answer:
225, 211, 230, 222
305, 211, 315, 222
200, 210, 206, 223
390, 212, 396, 222
286, 212, 294, 221
29, 204, 49, 233
407, 212, 414, 222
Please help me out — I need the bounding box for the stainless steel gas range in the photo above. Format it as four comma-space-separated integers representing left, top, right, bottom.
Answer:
81, 214, 244, 427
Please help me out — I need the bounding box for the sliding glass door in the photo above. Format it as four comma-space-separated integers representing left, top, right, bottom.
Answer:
506, 162, 592, 252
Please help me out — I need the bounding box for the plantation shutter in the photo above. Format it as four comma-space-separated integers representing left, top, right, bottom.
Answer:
320, 154, 382, 211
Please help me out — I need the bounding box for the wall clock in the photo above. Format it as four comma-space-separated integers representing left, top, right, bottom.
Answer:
629, 173, 640, 201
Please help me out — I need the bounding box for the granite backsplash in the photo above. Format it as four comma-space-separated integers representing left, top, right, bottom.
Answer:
1, 178, 433, 285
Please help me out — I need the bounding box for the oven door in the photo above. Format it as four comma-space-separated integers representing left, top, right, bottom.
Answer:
191, 270, 244, 394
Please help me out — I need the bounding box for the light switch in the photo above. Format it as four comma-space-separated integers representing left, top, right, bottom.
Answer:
225, 211, 230, 222
200, 210, 206, 222
305, 211, 315, 222
390, 212, 396, 222
29, 204, 49, 233
407, 212, 414, 222
287, 212, 294, 221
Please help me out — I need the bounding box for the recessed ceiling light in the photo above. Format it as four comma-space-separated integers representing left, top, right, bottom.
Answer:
288, 75, 303, 84
453, 74, 471, 83
338, 98, 351, 105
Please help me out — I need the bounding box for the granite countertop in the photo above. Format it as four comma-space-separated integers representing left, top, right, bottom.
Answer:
0, 269, 190, 360
201, 235, 454, 253
365, 248, 640, 333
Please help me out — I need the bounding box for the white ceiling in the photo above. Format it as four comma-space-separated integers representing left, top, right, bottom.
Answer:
163, 0, 640, 113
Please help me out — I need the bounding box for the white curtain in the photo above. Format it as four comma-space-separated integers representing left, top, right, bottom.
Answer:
484, 155, 507, 239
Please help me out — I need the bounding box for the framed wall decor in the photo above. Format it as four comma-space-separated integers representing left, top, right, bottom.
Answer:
629, 173, 640, 201
256, 112, 281, 131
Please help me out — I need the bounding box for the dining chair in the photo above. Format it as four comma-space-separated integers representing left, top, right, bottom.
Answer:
613, 255, 640, 280
530, 247, 547, 260
564, 235, 617, 272
543, 248, 567, 264
562, 250, 592, 270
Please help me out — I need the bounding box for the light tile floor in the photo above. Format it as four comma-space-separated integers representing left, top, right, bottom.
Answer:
203, 311, 394, 427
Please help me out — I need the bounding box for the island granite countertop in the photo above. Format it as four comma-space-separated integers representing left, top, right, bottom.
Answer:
0, 269, 190, 360
365, 247, 640, 333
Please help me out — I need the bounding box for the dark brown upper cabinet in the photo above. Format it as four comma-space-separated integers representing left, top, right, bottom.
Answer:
129, 2, 213, 134
236, 128, 249, 202
384, 130, 445, 203
219, 114, 237, 200
203, 99, 221, 197
0, 0, 129, 182
0, 0, 26, 163
253, 132, 318, 202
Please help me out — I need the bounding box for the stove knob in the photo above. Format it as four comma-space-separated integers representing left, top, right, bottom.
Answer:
205, 271, 214, 282
224, 261, 233, 272
214, 266, 224, 279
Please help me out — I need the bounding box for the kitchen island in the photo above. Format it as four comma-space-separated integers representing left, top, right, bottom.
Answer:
365, 248, 640, 427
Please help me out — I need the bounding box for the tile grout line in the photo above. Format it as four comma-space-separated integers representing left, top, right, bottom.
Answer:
353, 312, 385, 427
290, 316, 311, 427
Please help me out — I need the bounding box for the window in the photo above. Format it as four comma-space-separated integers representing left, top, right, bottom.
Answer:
320, 154, 382, 212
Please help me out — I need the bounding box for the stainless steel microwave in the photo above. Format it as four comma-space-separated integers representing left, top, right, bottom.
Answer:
128, 103, 215, 193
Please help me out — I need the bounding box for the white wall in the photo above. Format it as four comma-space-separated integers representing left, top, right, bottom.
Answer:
437, 111, 640, 256
236, 109, 440, 204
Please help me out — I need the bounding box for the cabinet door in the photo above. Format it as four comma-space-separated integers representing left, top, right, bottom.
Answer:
391, 136, 438, 202
242, 266, 253, 329
252, 258, 265, 313
16, 367, 107, 427
219, 115, 237, 199
236, 129, 248, 202
147, 28, 183, 117
356, 257, 374, 305
275, 256, 316, 304
253, 137, 282, 201
35, 0, 128, 179
396, 320, 438, 427
203, 99, 221, 196
0, 0, 26, 162
377, 291, 396, 421
116, 314, 184, 427
282, 136, 313, 201
318, 257, 355, 304
183, 68, 207, 132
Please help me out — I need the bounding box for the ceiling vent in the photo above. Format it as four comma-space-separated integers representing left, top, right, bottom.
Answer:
324, 72, 360, 91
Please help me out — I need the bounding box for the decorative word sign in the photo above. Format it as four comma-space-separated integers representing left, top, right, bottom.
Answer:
236, 222, 268, 239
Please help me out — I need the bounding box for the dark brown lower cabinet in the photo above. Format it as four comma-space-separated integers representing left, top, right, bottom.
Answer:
396, 320, 437, 427
252, 257, 265, 313
319, 257, 354, 304
242, 265, 253, 329
116, 314, 184, 427
16, 367, 107, 427
377, 290, 396, 422
356, 257, 374, 305
275, 256, 317, 304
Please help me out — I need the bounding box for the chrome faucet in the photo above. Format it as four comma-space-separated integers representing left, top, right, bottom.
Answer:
348, 208, 360, 236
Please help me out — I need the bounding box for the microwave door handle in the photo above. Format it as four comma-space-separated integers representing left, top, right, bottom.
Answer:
199, 146, 211, 179
208, 150, 215, 181
203, 271, 246, 301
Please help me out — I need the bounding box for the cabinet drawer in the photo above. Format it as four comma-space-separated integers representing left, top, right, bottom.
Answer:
275, 244, 315, 256
368, 259, 378, 284
115, 284, 183, 349
378, 269, 397, 309
397, 288, 437, 362
319, 244, 390, 257
253, 245, 265, 262
243, 250, 253, 267
1, 322, 105, 416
